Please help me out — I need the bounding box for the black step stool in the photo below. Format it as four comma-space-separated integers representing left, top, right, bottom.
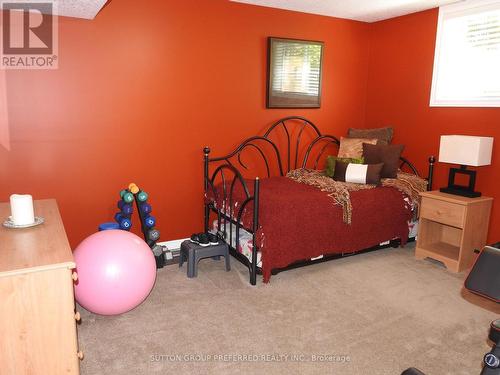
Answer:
179, 240, 230, 278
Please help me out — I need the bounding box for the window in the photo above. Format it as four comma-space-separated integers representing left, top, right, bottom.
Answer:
430, 0, 500, 107
267, 38, 324, 108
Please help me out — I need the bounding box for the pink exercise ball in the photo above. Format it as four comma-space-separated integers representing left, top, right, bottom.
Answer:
74, 230, 156, 315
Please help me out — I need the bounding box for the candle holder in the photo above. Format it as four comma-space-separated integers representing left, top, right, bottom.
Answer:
2, 216, 45, 229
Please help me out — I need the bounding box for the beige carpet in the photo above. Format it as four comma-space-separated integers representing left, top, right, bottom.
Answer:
77, 244, 499, 375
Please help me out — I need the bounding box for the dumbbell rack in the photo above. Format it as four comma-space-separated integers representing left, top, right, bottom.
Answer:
115, 184, 164, 269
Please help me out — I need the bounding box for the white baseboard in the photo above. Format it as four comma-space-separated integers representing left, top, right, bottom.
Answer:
157, 238, 189, 251
158, 237, 409, 253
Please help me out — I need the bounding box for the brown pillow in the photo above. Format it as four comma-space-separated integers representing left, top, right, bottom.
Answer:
362, 143, 404, 178
338, 137, 378, 159
348, 127, 394, 145
333, 161, 384, 185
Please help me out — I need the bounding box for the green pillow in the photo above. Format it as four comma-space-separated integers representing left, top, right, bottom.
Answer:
325, 155, 364, 177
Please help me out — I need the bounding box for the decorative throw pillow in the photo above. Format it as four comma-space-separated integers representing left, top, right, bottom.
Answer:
325, 155, 364, 177
348, 127, 394, 145
333, 161, 384, 185
362, 143, 405, 179
337, 137, 378, 159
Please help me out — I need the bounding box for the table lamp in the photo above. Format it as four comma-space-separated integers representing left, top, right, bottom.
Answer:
439, 135, 493, 198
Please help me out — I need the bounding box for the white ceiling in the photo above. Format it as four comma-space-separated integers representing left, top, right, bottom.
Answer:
5, 0, 109, 20
55, 0, 109, 19
230, 0, 462, 22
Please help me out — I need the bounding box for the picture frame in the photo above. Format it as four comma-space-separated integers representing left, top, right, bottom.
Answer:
267, 37, 324, 109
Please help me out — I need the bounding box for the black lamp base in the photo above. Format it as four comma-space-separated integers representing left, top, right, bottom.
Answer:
440, 165, 482, 198
440, 186, 482, 198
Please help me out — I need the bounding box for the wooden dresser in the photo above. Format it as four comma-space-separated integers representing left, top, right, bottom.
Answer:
416, 191, 493, 273
0, 199, 81, 374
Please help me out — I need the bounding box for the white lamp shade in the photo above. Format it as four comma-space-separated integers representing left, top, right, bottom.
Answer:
439, 135, 493, 166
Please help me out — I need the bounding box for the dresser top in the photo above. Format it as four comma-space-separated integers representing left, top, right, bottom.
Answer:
0, 199, 75, 277
420, 190, 493, 206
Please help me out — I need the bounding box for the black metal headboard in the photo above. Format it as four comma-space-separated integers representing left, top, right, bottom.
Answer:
206, 116, 422, 179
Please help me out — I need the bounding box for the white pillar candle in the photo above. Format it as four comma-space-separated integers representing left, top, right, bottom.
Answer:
10, 194, 35, 225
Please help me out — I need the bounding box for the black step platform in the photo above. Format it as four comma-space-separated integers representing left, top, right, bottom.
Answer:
179, 240, 230, 278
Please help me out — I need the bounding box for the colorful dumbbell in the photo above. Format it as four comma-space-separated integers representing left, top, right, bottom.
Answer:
114, 213, 132, 230
152, 244, 164, 257
117, 201, 133, 215
114, 212, 128, 221
122, 192, 134, 203
147, 228, 160, 242
144, 216, 156, 228
119, 189, 128, 199
139, 203, 152, 214
137, 190, 148, 202
117, 200, 129, 209
128, 183, 140, 194
120, 218, 132, 230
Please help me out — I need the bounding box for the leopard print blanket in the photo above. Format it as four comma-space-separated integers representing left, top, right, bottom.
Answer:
286, 168, 427, 224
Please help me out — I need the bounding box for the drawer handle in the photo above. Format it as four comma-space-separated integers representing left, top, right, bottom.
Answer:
75, 312, 81, 322
77, 351, 84, 360
72, 272, 78, 282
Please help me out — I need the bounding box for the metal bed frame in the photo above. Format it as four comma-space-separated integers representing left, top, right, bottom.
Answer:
203, 116, 435, 285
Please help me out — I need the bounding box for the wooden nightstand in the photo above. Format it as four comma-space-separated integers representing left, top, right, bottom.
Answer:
416, 191, 493, 272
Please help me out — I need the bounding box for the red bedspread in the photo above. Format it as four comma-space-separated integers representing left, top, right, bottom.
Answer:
210, 176, 413, 282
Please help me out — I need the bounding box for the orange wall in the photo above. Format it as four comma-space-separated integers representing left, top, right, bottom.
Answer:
0, 0, 370, 247
2, 3, 497, 247
365, 9, 499, 242
0, 71, 8, 150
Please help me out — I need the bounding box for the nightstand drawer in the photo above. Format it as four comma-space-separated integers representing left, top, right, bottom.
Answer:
420, 197, 465, 228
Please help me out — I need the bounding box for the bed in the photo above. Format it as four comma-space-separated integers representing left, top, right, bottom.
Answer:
203, 117, 435, 285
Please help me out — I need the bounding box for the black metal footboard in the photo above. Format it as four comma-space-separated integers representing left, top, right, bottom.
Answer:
204, 148, 261, 285
203, 116, 435, 285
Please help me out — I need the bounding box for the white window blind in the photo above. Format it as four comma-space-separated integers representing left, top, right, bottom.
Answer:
267, 38, 323, 108
271, 42, 322, 96
430, 0, 500, 107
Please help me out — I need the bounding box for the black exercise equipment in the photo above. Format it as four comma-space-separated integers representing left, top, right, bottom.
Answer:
466, 243, 500, 375
484, 320, 500, 373
402, 243, 500, 375
401, 368, 425, 375
465, 243, 500, 303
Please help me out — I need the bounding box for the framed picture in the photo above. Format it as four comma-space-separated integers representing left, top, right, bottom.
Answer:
267, 37, 324, 109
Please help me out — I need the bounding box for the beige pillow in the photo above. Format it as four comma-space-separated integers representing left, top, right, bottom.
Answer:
338, 137, 378, 158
